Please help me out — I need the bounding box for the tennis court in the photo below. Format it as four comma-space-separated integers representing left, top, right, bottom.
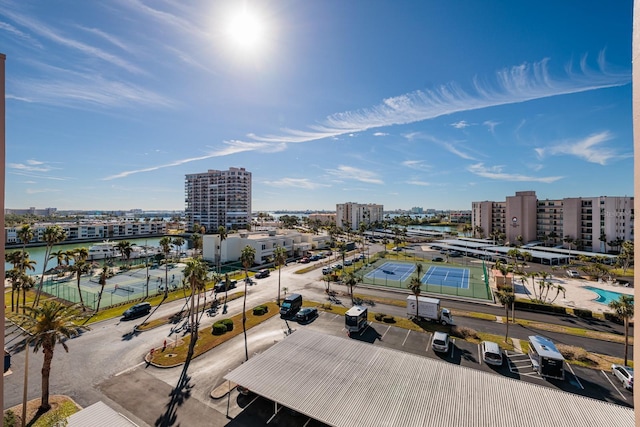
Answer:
421, 266, 470, 289
359, 258, 492, 301
364, 262, 416, 282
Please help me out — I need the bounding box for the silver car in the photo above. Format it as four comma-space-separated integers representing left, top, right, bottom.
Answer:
431, 331, 450, 353
612, 364, 634, 390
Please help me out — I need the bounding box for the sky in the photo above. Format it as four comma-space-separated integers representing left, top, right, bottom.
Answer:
0, 1, 633, 212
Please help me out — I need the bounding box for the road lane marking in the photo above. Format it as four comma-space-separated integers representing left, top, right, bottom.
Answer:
601, 370, 626, 400
115, 361, 146, 377
401, 330, 411, 346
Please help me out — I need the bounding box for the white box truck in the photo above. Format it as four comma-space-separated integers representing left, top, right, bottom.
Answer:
406, 296, 454, 325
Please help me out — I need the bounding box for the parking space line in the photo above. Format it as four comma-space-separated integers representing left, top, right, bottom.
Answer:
566, 364, 584, 390
601, 370, 627, 400
425, 333, 432, 352
382, 325, 391, 339
401, 330, 411, 346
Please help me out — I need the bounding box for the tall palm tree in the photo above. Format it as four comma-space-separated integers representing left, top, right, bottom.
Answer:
17, 255, 37, 313
159, 236, 172, 298
408, 276, 422, 319
190, 232, 203, 258
69, 248, 90, 311
172, 237, 185, 261
345, 271, 358, 303
5, 250, 23, 312
16, 301, 88, 412
116, 240, 133, 265
609, 295, 634, 365
34, 225, 67, 307
183, 258, 209, 362
6, 268, 21, 313
273, 246, 287, 306
17, 224, 34, 259
217, 226, 228, 273
414, 262, 424, 281
240, 245, 256, 362
495, 287, 515, 342
94, 264, 112, 313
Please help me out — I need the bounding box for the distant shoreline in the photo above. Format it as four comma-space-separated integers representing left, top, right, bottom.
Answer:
4, 234, 170, 250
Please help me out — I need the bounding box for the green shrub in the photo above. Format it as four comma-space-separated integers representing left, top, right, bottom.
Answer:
4, 409, 17, 427
212, 323, 227, 335
253, 306, 268, 316
374, 313, 384, 321
573, 308, 593, 319
221, 318, 234, 331
382, 315, 395, 323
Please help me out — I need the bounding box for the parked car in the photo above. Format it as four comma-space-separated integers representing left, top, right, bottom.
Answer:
122, 302, 151, 320
322, 267, 331, 275
481, 341, 503, 366
255, 269, 270, 279
433, 257, 444, 262
296, 307, 318, 323
567, 270, 581, 278
309, 255, 320, 261
612, 364, 634, 390
431, 331, 450, 353
214, 280, 237, 293
344, 259, 353, 266
299, 257, 310, 264
332, 264, 343, 270
449, 251, 462, 257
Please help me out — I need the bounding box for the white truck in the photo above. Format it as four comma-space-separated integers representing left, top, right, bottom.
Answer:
406, 296, 454, 325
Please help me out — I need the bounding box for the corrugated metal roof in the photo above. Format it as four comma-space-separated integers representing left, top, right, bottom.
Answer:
67, 401, 139, 427
225, 329, 634, 427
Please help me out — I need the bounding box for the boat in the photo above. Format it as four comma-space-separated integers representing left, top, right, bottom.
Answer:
87, 241, 121, 260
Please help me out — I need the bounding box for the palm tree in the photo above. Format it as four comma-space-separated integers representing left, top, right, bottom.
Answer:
5, 250, 23, 312
34, 225, 67, 307
190, 232, 203, 258
273, 246, 287, 306
116, 240, 133, 265
183, 258, 209, 362
415, 262, 424, 280
609, 295, 634, 365
17, 224, 34, 258
495, 287, 515, 342
69, 248, 90, 311
159, 236, 172, 298
172, 237, 185, 261
345, 271, 358, 303
217, 226, 228, 273
408, 276, 422, 319
18, 255, 37, 313
94, 264, 112, 313
240, 245, 256, 362
17, 301, 88, 412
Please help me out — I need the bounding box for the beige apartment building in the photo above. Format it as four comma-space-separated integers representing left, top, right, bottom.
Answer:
185, 167, 252, 233
335, 202, 384, 231
308, 213, 336, 225
472, 191, 633, 253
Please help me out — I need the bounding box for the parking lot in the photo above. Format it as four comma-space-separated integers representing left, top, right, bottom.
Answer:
219, 306, 633, 425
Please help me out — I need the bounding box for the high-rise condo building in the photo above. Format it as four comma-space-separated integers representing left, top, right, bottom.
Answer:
336, 202, 384, 231
185, 167, 252, 233
471, 190, 633, 253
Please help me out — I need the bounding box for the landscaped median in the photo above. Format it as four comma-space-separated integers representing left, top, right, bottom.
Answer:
147, 301, 280, 367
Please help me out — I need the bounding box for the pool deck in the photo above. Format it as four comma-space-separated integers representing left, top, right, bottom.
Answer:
514, 275, 634, 313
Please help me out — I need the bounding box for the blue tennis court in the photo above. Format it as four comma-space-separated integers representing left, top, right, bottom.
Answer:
421, 266, 470, 289
364, 262, 416, 282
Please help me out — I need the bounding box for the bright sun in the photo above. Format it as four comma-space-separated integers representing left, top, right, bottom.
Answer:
226, 9, 265, 50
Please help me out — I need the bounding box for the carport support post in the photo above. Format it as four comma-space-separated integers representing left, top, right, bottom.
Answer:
226, 379, 231, 418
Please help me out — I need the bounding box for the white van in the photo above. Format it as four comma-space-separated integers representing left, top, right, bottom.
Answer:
566, 270, 580, 278
481, 341, 503, 366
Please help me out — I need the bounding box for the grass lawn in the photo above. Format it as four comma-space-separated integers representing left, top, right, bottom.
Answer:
4, 395, 79, 427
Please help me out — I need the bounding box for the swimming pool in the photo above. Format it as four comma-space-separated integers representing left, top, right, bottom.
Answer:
583, 286, 630, 305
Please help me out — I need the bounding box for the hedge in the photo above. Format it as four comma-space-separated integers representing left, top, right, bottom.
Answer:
514, 300, 567, 315
221, 318, 234, 331
604, 312, 623, 325
573, 308, 593, 319
253, 305, 268, 315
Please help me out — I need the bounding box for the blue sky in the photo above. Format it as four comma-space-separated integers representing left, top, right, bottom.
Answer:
1, 1, 633, 212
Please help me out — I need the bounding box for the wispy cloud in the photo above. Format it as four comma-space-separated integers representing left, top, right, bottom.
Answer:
467, 163, 563, 183
451, 120, 471, 129
0, 20, 42, 47
103, 141, 281, 180
402, 160, 427, 170
26, 188, 62, 194
245, 53, 629, 145
406, 180, 430, 186
403, 133, 478, 161
8, 159, 53, 172
483, 120, 500, 134
262, 178, 330, 190
535, 131, 630, 165
373, 132, 388, 136
325, 165, 383, 184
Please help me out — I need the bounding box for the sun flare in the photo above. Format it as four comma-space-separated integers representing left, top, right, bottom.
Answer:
226, 9, 265, 50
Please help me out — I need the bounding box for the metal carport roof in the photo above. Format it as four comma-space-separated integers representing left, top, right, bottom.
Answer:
225, 329, 633, 427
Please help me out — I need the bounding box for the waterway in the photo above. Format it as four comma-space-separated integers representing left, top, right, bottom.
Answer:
4, 237, 173, 275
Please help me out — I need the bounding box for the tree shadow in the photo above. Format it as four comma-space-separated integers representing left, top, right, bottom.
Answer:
154, 356, 194, 427
121, 329, 140, 341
